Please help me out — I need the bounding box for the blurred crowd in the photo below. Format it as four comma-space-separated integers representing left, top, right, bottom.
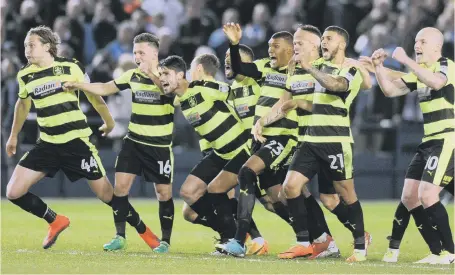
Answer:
1, 0, 454, 154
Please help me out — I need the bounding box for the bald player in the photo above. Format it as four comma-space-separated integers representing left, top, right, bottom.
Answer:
372, 27, 454, 264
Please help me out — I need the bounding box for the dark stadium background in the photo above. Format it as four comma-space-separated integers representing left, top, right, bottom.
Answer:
1, 0, 454, 199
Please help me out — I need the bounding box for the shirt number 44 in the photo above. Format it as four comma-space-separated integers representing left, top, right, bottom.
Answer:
81, 156, 99, 173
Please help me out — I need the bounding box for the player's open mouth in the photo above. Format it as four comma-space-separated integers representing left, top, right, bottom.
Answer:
322, 47, 329, 53
416, 52, 422, 57
162, 83, 170, 88
270, 56, 277, 61
225, 65, 231, 70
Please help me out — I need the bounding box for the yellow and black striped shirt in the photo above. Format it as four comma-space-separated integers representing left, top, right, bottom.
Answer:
285, 63, 322, 142
114, 68, 174, 146
401, 57, 455, 143
303, 58, 363, 143
254, 58, 298, 139
17, 57, 92, 144
229, 76, 261, 147
177, 80, 249, 159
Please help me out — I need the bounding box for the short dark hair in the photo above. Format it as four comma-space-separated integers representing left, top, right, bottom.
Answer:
297, 24, 321, 37
325, 26, 350, 46
134, 33, 160, 48
160, 55, 187, 76
238, 44, 254, 60
193, 54, 220, 77
271, 31, 293, 45
27, 26, 60, 57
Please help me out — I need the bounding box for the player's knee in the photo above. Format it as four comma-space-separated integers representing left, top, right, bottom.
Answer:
418, 190, 439, 208
182, 204, 197, 222
114, 181, 131, 196
180, 185, 203, 202
258, 196, 275, 212
238, 166, 257, 188
320, 194, 339, 211
155, 185, 172, 201
401, 192, 419, 209
283, 181, 300, 197
6, 186, 21, 200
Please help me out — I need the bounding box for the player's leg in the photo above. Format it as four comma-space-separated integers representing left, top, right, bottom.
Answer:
420, 143, 454, 254
391, 145, 445, 263
278, 142, 317, 259
322, 142, 366, 262
227, 187, 265, 255
418, 141, 454, 262
153, 183, 173, 252
181, 152, 226, 242
208, 150, 250, 248
8, 141, 69, 249
141, 145, 175, 253
318, 167, 353, 235
307, 171, 342, 259
224, 154, 266, 253
7, 165, 69, 249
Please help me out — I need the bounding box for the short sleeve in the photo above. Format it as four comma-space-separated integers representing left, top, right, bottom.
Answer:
338, 66, 360, 92
435, 57, 449, 77
400, 72, 418, 91
201, 82, 230, 102
114, 69, 134, 91
17, 75, 28, 99
69, 58, 87, 83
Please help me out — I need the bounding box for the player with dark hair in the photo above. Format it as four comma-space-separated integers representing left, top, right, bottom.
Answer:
64, 32, 172, 253
159, 54, 252, 253
265, 25, 370, 262
216, 23, 344, 258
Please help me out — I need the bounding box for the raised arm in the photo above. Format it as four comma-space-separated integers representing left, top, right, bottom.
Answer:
343, 58, 372, 90
372, 49, 410, 97
392, 47, 448, 90
6, 97, 31, 157
358, 56, 406, 79
224, 23, 262, 79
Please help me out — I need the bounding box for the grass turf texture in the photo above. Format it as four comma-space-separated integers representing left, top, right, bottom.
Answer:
1, 199, 454, 274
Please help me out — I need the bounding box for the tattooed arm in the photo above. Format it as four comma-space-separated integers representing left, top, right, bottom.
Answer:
307, 66, 349, 92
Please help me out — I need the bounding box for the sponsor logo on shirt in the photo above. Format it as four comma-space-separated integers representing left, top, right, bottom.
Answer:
135, 90, 161, 103
187, 112, 201, 125
235, 104, 249, 116
264, 73, 287, 87
291, 80, 315, 93
33, 80, 62, 96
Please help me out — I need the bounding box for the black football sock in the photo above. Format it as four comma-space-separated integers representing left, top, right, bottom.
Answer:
159, 198, 175, 245
388, 202, 411, 249
304, 195, 332, 237
10, 192, 56, 223
331, 202, 353, 233
287, 195, 310, 243
410, 205, 443, 255
347, 200, 366, 250
111, 195, 129, 238
425, 201, 454, 253
272, 201, 291, 224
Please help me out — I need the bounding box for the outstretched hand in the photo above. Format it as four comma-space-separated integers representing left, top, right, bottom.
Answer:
223, 22, 242, 45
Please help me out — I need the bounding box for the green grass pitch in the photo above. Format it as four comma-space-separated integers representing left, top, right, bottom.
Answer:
1, 199, 454, 274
